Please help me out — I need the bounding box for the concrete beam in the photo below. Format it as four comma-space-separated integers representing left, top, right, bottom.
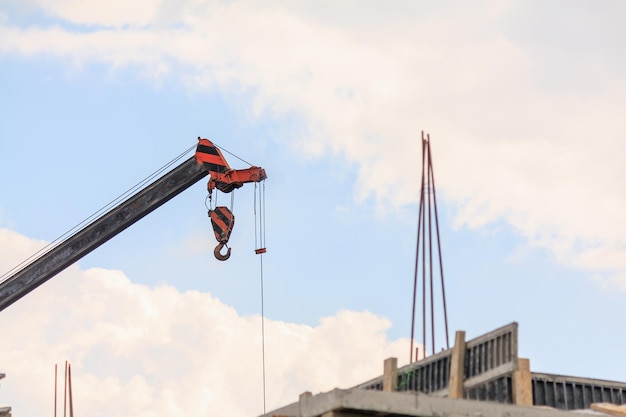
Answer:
513, 358, 533, 406
448, 330, 466, 399
321, 412, 366, 417
383, 357, 398, 392
261, 388, 598, 417
591, 403, 626, 416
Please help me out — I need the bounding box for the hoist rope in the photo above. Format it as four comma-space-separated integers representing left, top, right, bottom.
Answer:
254, 184, 259, 248
254, 181, 268, 414
254, 182, 267, 250
0, 143, 196, 285
259, 253, 267, 414
261, 181, 266, 249
205, 139, 269, 413
207, 139, 268, 412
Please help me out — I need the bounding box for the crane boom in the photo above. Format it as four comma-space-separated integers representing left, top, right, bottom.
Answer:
0, 156, 208, 312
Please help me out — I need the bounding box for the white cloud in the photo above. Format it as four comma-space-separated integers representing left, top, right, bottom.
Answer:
0, 228, 412, 416
1, 0, 626, 286
16, 0, 162, 28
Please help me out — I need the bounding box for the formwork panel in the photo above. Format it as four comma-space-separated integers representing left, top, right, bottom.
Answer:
465, 376, 512, 404
573, 384, 583, 409
354, 322, 518, 395
531, 373, 626, 410
532, 379, 545, 406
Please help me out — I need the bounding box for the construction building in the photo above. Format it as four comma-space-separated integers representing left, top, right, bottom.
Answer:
262, 322, 626, 417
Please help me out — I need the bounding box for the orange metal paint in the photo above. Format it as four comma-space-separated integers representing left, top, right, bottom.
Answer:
195, 138, 267, 261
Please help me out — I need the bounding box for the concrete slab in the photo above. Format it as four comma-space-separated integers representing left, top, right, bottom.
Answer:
261, 388, 614, 417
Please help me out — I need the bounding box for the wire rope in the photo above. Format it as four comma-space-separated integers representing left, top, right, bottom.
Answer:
0, 143, 196, 285
254, 180, 268, 414
254, 183, 259, 249
260, 253, 267, 414
213, 143, 254, 167
262, 181, 266, 249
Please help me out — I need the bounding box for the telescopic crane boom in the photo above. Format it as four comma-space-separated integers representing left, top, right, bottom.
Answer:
0, 138, 267, 312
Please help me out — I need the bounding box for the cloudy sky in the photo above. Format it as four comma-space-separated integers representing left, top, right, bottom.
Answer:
1, 1, 625, 416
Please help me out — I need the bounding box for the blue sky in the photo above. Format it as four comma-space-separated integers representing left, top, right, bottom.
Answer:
1, 1, 625, 416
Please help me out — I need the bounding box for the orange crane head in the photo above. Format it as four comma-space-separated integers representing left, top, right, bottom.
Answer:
195, 137, 267, 261
195, 138, 267, 193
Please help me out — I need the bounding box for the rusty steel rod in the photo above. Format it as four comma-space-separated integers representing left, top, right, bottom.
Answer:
421, 136, 427, 357
54, 364, 57, 417
410, 131, 451, 359
427, 136, 436, 356
410, 140, 426, 363
68, 363, 73, 417
64, 361, 67, 417
427, 139, 450, 349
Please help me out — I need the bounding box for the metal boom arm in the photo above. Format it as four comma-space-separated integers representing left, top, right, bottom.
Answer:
0, 156, 208, 311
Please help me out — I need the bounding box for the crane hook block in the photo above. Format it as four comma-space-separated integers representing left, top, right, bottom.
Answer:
209, 206, 235, 261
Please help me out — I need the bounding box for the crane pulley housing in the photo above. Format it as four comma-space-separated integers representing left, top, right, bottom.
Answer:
194, 138, 267, 261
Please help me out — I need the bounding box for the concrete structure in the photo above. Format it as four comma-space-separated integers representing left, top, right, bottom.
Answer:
353, 323, 626, 410
261, 323, 626, 417
263, 388, 625, 417
448, 330, 466, 399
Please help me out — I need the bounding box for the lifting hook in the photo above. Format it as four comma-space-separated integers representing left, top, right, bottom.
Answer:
214, 242, 231, 261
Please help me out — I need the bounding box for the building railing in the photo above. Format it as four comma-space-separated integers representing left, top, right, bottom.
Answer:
532, 372, 626, 410
353, 322, 626, 411
354, 322, 518, 395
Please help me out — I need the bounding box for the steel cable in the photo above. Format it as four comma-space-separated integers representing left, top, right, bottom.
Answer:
0, 143, 196, 284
